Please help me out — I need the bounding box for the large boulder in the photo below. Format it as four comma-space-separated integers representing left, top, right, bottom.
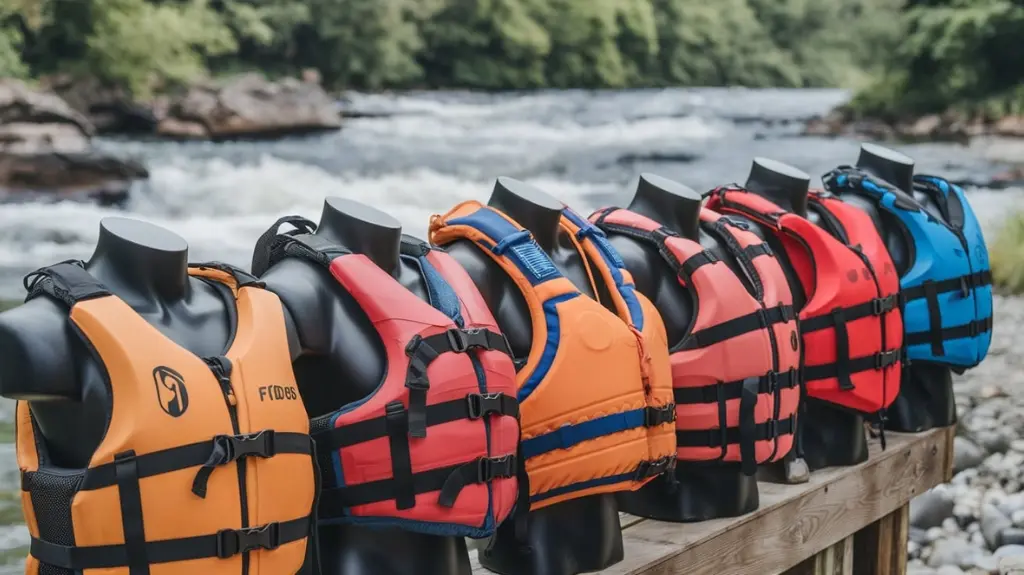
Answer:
158, 73, 342, 140
45, 75, 159, 135
0, 79, 148, 205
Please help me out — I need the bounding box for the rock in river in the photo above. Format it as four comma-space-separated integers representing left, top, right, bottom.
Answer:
157, 74, 342, 140
0, 79, 147, 204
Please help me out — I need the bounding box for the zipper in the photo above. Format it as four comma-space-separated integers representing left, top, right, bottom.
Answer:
204, 355, 250, 574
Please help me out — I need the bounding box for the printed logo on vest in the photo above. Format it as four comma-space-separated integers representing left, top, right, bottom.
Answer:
153, 366, 189, 417
846, 270, 859, 283
259, 385, 299, 401
790, 331, 799, 351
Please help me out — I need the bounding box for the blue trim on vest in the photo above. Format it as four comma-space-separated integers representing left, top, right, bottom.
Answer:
530, 471, 636, 505
521, 407, 648, 459
824, 169, 992, 367
407, 252, 465, 326
561, 207, 645, 331
518, 291, 579, 402
448, 210, 562, 285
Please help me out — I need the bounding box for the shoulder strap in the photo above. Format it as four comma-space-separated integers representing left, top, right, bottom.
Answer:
251, 215, 351, 276
913, 174, 965, 228
823, 167, 924, 212
698, 218, 765, 302
399, 235, 465, 326
592, 207, 711, 280
23, 260, 110, 308
189, 261, 265, 291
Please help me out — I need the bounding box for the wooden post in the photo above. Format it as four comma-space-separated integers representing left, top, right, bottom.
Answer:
852, 504, 909, 575
784, 536, 853, 575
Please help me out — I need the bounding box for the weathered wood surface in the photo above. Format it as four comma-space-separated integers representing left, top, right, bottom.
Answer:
853, 504, 910, 575
471, 427, 953, 575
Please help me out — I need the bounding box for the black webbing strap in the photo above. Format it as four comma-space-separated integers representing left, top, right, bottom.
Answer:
831, 308, 855, 391
318, 455, 517, 515
803, 349, 902, 383
190, 262, 264, 289
673, 369, 799, 404
313, 393, 519, 452
924, 281, 945, 356
191, 431, 311, 498
701, 220, 764, 301
679, 251, 718, 279
31, 516, 311, 569
23, 260, 110, 307
899, 271, 992, 302
385, 401, 416, 510
405, 328, 512, 437
676, 417, 796, 451
904, 317, 993, 347
679, 304, 795, 351
75, 432, 311, 493
251, 215, 319, 276
743, 243, 773, 259
632, 456, 676, 482
738, 379, 760, 476
799, 295, 899, 333
115, 451, 148, 575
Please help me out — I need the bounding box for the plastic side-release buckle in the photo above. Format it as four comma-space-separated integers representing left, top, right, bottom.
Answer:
960, 276, 971, 298
467, 392, 518, 419
633, 456, 676, 481
643, 404, 677, 426
874, 349, 901, 370
219, 430, 276, 462
216, 522, 280, 558
764, 372, 778, 394
477, 455, 517, 483
873, 295, 897, 316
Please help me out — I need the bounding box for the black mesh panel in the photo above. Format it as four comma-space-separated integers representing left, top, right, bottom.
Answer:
24, 469, 83, 575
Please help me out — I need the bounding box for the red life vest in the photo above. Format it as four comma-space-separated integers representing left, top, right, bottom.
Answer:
705, 187, 903, 415
590, 207, 800, 475
252, 217, 521, 538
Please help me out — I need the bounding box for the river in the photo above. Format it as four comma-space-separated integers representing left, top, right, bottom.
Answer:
0, 87, 1021, 571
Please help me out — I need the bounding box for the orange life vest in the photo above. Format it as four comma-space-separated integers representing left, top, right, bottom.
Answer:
429, 202, 677, 509
251, 218, 520, 538
17, 261, 316, 575
706, 187, 903, 415
590, 207, 801, 474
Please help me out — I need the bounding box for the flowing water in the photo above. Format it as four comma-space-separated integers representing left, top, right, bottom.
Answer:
0, 87, 1021, 570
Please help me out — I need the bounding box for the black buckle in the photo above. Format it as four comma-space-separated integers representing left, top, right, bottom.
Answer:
959, 276, 971, 298
216, 522, 280, 558
634, 456, 675, 481
968, 320, 980, 337
644, 405, 677, 426
765, 371, 778, 394
874, 350, 900, 369
447, 328, 488, 353
477, 455, 516, 482
756, 308, 769, 328
404, 334, 423, 356
779, 304, 795, 323
872, 296, 895, 315
765, 419, 777, 439
215, 430, 275, 463
467, 393, 508, 419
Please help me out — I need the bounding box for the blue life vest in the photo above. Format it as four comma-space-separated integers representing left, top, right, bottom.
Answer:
822, 168, 992, 371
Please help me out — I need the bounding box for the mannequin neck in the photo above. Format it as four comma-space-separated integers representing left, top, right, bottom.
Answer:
745, 158, 810, 217
856, 143, 915, 193
315, 197, 402, 276
86, 218, 190, 304
626, 173, 701, 240
487, 177, 563, 253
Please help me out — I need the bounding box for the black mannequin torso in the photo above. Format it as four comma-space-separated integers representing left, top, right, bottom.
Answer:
833, 144, 955, 431
0, 218, 238, 468
441, 177, 624, 575
601, 173, 760, 522
718, 158, 869, 472
256, 197, 471, 575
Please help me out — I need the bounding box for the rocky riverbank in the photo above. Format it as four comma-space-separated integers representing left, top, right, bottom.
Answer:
907, 294, 1024, 575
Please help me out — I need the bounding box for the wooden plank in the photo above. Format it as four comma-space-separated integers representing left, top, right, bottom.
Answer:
853, 504, 909, 575
943, 425, 957, 483
470, 428, 948, 575
783, 535, 853, 575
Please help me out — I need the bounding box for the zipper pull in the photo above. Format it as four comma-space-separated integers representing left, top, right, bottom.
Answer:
203, 356, 237, 406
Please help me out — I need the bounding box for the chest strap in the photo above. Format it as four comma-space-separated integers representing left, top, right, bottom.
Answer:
678, 304, 795, 351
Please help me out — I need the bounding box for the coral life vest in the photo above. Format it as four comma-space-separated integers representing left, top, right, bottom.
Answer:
251, 216, 520, 538
823, 168, 993, 370
18, 261, 316, 575
706, 187, 903, 415
590, 207, 801, 474
429, 202, 677, 509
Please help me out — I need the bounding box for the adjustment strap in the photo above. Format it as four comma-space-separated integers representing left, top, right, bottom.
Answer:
385, 402, 416, 510
743, 243, 773, 259
31, 516, 310, 569
800, 295, 899, 333
676, 417, 796, 450
404, 328, 513, 437
803, 349, 902, 383
115, 451, 148, 575
79, 433, 311, 492
319, 456, 517, 514
313, 393, 519, 451
23, 261, 110, 307
923, 281, 945, 356
189, 262, 264, 289
250, 215, 319, 276
900, 271, 992, 302
904, 316, 993, 346
739, 379, 759, 476
679, 304, 795, 350
438, 455, 517, 508
673, 369, 799, 405
832, 308, 855, 391
192, 431, 312, 498
680, 251, 718, 279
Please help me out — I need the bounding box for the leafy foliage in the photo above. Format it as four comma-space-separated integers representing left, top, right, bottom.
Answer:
2, 0, 906, 92
991, 212, 1024, 294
